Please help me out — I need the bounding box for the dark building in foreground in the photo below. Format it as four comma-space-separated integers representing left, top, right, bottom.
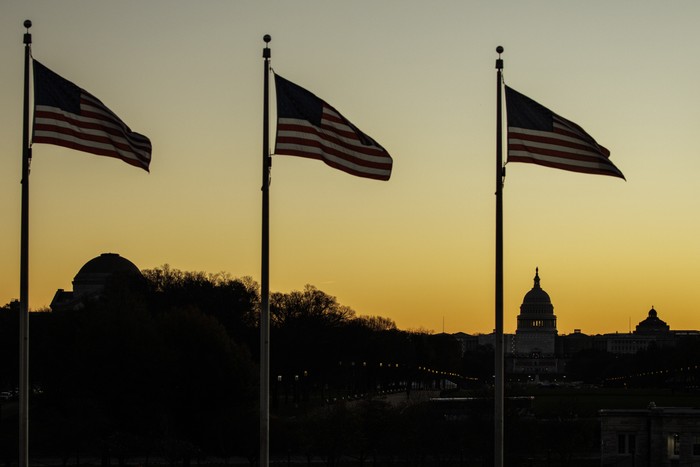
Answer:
600, 405, 700, 466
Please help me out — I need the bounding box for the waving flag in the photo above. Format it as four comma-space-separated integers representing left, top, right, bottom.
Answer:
274, 74, 392, 181
506, 85, 624, 179
32, 60, 152, 172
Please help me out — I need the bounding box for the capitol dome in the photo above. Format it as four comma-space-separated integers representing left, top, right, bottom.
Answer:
519, 268, 554, 316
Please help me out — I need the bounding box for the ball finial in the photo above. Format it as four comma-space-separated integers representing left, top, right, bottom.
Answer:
24, 19, 32, 29
263, 34, 271, 43
496, 46, 504, 54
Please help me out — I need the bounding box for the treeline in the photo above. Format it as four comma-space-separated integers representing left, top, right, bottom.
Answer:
0, 267, 469, 466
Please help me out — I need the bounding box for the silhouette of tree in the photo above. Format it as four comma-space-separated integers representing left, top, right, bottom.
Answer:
35, 275, 164, 464
270, 285, 355, 329
30, 272, 257, 464
0, 301, 19, 392
271, 285, 357, 403
352, 315, 397, 332
143, 265, 259, 349
0, 302, 19, 467
156, 307, 257, 462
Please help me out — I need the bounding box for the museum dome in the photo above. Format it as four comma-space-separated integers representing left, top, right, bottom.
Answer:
76, 253, 140, 277
73, 253, 142, 297
51, 253, 143, 311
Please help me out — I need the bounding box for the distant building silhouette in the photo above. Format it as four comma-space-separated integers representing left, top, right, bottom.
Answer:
636, 306, 670, 334
562, 306, 687, 356
511, 268, 559, 375
50, 253, 142, 311
454, 269, 700, 378
515, 268, 557, 354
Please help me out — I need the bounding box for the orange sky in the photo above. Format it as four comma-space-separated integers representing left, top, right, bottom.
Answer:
1, 1, 699, 335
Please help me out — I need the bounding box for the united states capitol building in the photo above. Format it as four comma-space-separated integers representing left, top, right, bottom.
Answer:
454, 268, 700, 377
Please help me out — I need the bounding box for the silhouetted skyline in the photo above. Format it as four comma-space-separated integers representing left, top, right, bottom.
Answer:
1, 1, 699, 335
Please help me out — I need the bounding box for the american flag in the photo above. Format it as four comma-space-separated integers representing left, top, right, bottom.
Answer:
274, 74, 392, 181
505, 85, 624, 180
32, 60, 152, 172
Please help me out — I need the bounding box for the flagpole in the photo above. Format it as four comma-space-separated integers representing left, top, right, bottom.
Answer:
19, 19, 32, 467
494, 45, 504, 467
260, 34, 271, 467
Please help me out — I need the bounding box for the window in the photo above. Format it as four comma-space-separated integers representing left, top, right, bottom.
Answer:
669, 433, 681, 459
618, 434, 636, 455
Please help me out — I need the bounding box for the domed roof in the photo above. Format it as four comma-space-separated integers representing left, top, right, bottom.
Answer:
76, 253, 140, 277
522, 268, 551, 304
52, 253, 142, 311
635, 306, 669, 334
518, 268, 555, 317
73, 253, 142, 297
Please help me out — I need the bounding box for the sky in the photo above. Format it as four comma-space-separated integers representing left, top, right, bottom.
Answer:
1, 1, 699, 335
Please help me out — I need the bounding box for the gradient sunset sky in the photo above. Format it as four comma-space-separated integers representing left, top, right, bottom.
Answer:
1, 1, 698, 335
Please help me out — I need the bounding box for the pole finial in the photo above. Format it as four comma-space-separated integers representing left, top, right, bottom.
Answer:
23, 20, 32, 45
495, 46, 504, 70
263, 34, 271, 59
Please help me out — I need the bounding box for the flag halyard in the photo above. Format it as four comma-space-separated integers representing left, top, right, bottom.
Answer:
274, 74, 392, 181
32, 60, 152, 172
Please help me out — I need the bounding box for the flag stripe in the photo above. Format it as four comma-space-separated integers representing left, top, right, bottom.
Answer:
505, 85, 624, 180
278, 107, 392, 162
80, 93, 152, 147
276, 119, 392, 180
508, 149, 624, 175
277, 121, 389, 160
27, 133, 151, 171
509, 129, 609, 161
273, 74, 392, 181
32, 60, 151, 172
34, 105, 151, 163
276, 125, 393, 168
34, 107, 151, 155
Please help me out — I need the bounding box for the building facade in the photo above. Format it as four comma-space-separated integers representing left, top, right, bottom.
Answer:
600, 405, 700, 466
